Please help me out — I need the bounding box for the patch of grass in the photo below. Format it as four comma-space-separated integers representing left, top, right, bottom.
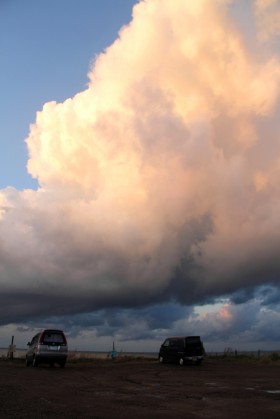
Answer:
67, 352, 156, 365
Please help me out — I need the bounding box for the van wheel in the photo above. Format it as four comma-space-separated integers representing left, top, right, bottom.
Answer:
159, 356, 165, 364
25, 357, 30, 367
179, 358, 184, 366
32, 356, 38, 367
59, 361, 66, 368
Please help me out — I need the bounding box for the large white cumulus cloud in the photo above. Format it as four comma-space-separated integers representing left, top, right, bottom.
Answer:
1, 0, 280, 324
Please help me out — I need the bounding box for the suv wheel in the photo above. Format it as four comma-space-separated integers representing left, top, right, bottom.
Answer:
32, 356, 38, 367
25, 357, 30, 367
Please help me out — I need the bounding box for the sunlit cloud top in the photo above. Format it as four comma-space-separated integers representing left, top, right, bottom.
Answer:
1, 0, 280, 340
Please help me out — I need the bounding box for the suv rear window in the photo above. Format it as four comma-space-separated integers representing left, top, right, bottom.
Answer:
41, 332, 65, 344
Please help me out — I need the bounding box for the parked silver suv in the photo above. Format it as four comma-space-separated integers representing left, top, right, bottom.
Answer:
26, 329, 68, 368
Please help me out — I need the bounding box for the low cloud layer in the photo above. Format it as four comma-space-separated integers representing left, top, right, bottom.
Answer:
1, 0, 280, 348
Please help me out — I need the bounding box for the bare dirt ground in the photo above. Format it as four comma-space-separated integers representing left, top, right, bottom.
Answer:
0, 357, 279, 418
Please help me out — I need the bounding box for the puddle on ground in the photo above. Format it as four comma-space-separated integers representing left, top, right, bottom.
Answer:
265, 390, 280, 394
245, 388, 280, 394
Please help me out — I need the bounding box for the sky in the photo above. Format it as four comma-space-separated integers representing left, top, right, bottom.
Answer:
1, 0, 280, 354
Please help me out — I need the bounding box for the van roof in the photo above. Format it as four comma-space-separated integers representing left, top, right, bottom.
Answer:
167, 336, 201, 339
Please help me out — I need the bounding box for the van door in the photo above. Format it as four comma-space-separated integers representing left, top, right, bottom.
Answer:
170, 338, 184, 362
160, 339, 181, 361
160, 338, 185, 362
184, 336, 204, 358
160, 339, 172, 361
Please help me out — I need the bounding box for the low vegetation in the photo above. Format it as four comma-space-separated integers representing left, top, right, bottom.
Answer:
207, 349, 280, 363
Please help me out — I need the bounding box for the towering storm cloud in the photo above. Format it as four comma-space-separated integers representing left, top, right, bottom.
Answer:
1, 0, 280, 328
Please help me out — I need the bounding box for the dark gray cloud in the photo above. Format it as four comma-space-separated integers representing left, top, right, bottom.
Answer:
8, 285, 279, 351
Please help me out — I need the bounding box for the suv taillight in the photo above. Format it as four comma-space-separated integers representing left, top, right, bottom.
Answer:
39, 333, 45, 344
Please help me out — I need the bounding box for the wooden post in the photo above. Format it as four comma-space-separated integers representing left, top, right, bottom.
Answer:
111, 341, 117, 360
7, 336, 16, 360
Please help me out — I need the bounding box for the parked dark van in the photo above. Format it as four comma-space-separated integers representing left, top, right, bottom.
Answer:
158, 336, 204, 366
26, 329, 68, 368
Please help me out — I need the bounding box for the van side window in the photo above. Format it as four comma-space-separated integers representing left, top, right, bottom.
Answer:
31, 334, 39, 345
176, 339, 184, 348
171, 339, 184, 348
163, 339, 170, 347
186, 337, 201, 345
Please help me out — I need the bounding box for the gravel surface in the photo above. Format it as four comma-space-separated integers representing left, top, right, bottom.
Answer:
0, 358, 279, 418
